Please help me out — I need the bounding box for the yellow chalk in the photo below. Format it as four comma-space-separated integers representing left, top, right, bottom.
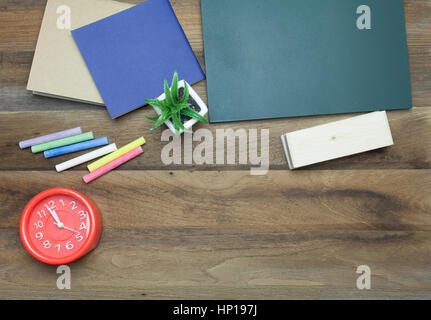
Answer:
87, 137, 146, 172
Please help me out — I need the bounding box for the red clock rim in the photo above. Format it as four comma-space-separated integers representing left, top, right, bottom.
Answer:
20, 188, 100, 265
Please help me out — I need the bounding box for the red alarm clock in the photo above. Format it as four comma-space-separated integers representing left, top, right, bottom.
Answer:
20, 188, 102, 265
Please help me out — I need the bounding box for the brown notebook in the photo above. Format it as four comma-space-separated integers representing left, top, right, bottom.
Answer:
27, 0, 134, 105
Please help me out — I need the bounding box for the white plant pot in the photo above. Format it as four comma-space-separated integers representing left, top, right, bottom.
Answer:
152, 80, 208, 135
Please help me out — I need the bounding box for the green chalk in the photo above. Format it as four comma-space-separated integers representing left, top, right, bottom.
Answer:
31, 132, 94, 153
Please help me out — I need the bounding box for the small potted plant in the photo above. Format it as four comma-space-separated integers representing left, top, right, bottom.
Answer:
146, 71, 208, 136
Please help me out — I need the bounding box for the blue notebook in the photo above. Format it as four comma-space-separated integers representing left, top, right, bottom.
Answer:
72, 0, 205, 118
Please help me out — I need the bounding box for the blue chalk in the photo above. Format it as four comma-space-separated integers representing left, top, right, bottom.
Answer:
44, 137, 109, 158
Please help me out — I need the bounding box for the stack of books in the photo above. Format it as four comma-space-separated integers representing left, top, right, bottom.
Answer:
27, 0, 205, 118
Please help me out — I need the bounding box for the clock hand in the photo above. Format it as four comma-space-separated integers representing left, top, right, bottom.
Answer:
45, 205, 64, 229
53, 222, 80, 234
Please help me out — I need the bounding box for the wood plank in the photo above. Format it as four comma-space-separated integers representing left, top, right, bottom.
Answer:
405, 0, 431, 47
0, 170, 430, 299
0, 108, 430, 171
1, 170, 430, 230
2, 228, 431, 299
410, 46, 431, 107
0, 0, 430, 110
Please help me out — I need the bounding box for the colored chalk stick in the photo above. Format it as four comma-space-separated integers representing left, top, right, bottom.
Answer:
44, 137, 109, 158
31, 132, 94, 153
56, 143, 118, 172
19, 127, 82, 149
87, 136, 146, 172
83, 147, 143, 183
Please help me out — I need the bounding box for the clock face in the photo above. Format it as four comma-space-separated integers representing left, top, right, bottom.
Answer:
20, 188, 102, 265
27, 194, 90, 259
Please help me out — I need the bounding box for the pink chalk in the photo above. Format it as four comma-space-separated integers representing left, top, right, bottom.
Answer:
83, 146, 143, 183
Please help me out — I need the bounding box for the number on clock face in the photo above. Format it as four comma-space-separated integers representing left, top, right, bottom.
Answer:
28, 194, 91, 259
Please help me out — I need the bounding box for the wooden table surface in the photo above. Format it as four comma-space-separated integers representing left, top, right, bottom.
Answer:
0, 0, 430, 300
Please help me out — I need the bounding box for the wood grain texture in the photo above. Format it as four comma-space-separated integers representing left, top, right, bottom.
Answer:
2, 228, 431, 299
1, 170, 430, 299
1, 107, 430, 171
2, 170, 430, 231
0, 0, 430, 300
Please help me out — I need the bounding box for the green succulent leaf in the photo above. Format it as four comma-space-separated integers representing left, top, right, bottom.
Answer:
172, 112, 184, 129
147, 72, 207, 135
173, 112, 193, 134
151, 110, 171, 131
162, 100, 174, 112
146, 98, 166, 111
171, 112, 185, 136
181, 108, 209, 123
171, 71, 179, 102
179, 82, 190, 104
146, 116, 160, 121
178, 103, 191, 111
164, 80, 175, 107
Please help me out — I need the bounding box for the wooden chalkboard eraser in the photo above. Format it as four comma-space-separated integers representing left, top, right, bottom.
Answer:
281, 111, 394, 169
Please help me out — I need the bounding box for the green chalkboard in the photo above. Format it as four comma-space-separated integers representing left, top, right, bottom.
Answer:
201, 0, 411, 123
